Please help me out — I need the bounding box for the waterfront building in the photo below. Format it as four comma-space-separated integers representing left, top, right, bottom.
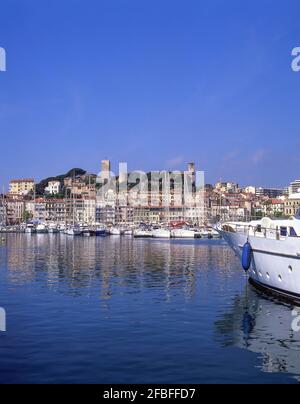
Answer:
45, 199, 66, 223
74, 198, 85, 224
83, 198, 96, 224
133, 206, 162, 224
29, 198, 67, 224
96, 203, 115, 225
9, 179, 34, 196
33, 198, 47, 222
24, 201, 35, 219
6, 198, 25, 224
115, 206, 134, 225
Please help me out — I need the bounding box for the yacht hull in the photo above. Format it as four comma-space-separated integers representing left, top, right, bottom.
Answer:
133, 230, 152, 238
95, 230, 108, 237
109, 229, 121, 235
25, 228, 36, 234
66, 229, 82, 236
171, 229, 195, 238
219, 229, 300, 302
152, 229, 171, 238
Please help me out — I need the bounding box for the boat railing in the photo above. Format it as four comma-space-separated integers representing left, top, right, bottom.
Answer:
221, 222, 300, 240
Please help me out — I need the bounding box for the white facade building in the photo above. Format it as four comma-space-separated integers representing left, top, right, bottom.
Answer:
45, 181, 61, 195
83, 199, 96, 224
288, 180, 300, 196
244, 186, 256, 194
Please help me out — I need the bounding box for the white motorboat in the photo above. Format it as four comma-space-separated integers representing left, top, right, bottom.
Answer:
217, 210, 300, 302
200, 228, 209, 238
48, 223, 59, 234
123, 229, 133, 236
152, 228, 171, 238
208, 228, 221, 239
82, 229, 95, 237
171, 228, 195, 238
66, 227, 82, 236
48, 228, 59, 234
25, 224, 36, 234
36, 224, 48, 234
133, 229, 153, 238
109, 228, 121, 236
58, 224, 67, 233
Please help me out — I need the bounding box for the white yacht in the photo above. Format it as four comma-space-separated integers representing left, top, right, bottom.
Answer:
25, 224, 36, 234
200, 228, 209, 238
133, 229, 153, 238
217, 211, 300, 302
208, 228, 221, 239
66, 227, 82, 236
58, 224, 67, 233
152, 228, 171, 238
171, 228, 195, 238
109, 228, 122, 236
36, 223, 48, 234
48, 223, 59, 234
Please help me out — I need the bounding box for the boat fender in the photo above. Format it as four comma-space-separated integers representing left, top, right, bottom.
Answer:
242, 241, 252, 271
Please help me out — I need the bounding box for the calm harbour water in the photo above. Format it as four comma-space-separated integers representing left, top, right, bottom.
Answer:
0, 234, 300, 384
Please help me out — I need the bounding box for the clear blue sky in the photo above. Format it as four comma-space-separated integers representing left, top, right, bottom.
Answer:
0, 0, 300, 190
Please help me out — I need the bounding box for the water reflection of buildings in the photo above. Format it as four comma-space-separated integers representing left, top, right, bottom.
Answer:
5, 235, 237, 302
215, 285, 300, 379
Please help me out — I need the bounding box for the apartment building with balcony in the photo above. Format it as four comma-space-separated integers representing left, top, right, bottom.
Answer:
6, 198, 25, 224
9, 179, 34, 196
